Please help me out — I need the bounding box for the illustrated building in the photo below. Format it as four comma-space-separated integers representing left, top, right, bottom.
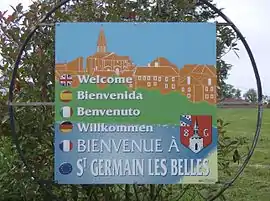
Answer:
55, 57, 84, 78
55, 27, 217, 104
189, 119, 204, 153
179, 64, 216, 104
85, 28, 135, 76
134, 58, 180, 94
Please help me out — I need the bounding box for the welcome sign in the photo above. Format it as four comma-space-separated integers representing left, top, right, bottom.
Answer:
54, 22, 218, 184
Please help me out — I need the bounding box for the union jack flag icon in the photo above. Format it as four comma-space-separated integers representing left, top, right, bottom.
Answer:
59, 74, 72, 86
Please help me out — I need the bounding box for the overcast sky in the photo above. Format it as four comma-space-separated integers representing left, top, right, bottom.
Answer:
1, 0, 269, 95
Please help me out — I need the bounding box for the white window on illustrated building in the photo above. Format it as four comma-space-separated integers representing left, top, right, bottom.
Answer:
208, 78, 212, 86
147, 82, 151, 87
172, 77, 175, 82
165, 84, 168, 89
210, 94, 214, 99
143, 76, 146, 80
182, 87, 185, 92
154, 82, 157, 86
147, 76, 151, 80
138, 76, 141, 80
154, 76, 157, 81
187, 93, 191, 98
205, 94, 209, 99
172, 84, 175, 89
158, 77, 161, 81
205, 86, 208, 91
187, 76, 191, 85
210, 86, 214, 92
115, 68, 120, 75
188, 87, 191, 92
165, 77, 168, 82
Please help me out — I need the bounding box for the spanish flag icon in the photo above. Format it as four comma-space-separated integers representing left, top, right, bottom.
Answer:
60, 90, 72, 102
59, 121, 73, 133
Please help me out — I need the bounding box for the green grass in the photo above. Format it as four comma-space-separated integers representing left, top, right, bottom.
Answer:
55, 83, 216, 125
217, 108, 270, 201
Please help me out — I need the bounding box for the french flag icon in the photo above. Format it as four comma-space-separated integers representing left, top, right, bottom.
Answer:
59, 140, 73, 152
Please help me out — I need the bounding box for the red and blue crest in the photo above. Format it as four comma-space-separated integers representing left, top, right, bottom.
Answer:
180, 115, 212, 153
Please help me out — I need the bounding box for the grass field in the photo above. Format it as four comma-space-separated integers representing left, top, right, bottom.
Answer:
217, 108, 270, 201
2, 107, 269, 200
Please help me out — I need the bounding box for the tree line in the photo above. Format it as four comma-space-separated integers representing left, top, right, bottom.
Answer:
222, 83, 269, 104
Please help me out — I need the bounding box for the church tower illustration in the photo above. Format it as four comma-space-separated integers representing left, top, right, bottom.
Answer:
97, 28, 107, 53
189, 118, 204, 153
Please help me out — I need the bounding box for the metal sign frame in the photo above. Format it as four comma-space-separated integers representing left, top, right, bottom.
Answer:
7, 0, 263, 200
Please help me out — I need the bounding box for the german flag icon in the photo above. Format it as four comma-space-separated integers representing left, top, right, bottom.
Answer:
60, 90, 72, 102
59, 121, 73, 133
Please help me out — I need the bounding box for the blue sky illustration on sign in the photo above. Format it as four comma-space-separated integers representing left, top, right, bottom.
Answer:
55, 22, 216, 69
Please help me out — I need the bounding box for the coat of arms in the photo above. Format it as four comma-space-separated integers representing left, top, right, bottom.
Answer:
180, 115, 212, 153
